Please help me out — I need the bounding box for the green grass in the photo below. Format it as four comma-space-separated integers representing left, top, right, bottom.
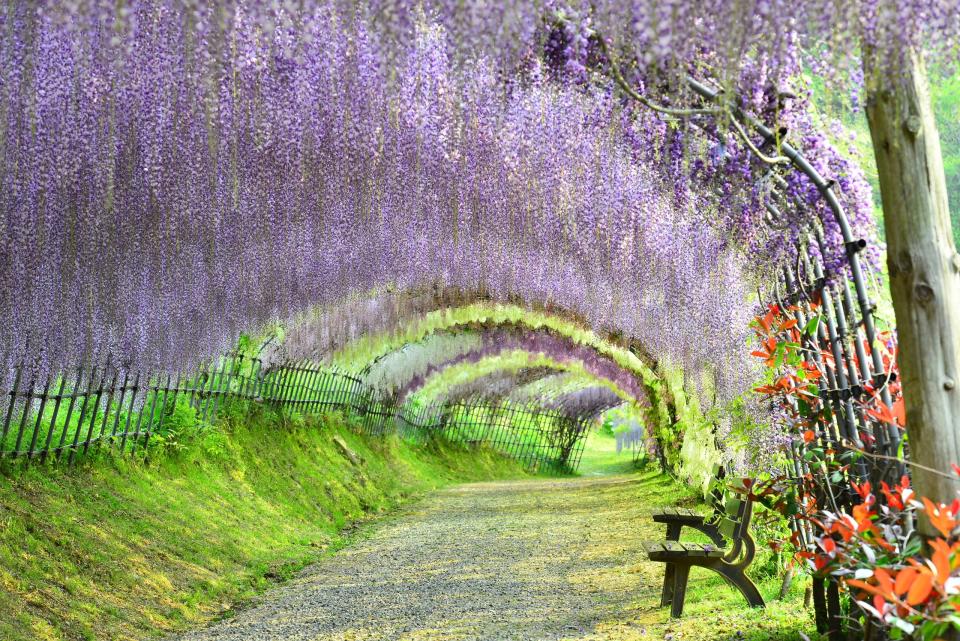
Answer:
402, 403, 587, 473
0, 405, 816, 641
570, 435, 816, 639
0, 404, 527, 641
576, 430, 643, 477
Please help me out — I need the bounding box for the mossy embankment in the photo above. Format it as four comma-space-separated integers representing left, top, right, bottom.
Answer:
0, 404, 526, 641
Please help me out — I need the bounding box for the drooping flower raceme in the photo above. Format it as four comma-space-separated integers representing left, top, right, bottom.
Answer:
0, 3, 758, 409
378, 325, 651, 404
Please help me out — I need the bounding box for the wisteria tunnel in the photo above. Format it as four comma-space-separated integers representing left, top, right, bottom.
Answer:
2, 2, 960, 640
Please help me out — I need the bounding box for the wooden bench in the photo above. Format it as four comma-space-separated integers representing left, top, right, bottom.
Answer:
643, 493, 765, 617
652, 464, 726, 544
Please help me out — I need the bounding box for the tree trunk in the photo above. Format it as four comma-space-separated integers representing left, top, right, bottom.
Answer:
864, 50, 960, 520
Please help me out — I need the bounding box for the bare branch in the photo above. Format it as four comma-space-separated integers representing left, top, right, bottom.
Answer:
597, 35, 723, 118
729, 115, 791, 165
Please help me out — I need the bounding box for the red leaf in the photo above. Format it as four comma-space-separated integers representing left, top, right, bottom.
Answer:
923, 497, 959, 538
866, 401, 897, 426
874, 568, 895, 599
851, 481, 872, 503
930, 538, 954, 584
891, 398, 906, 427
880, 482, 903, 510
906, 571, 933, 606
894, 567, 917, 596
847, 578, 879, 596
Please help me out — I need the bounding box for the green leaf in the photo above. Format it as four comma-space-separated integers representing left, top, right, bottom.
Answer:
783, 493, 798, 517
803, 447, 824, 461
804, 315, 821, 336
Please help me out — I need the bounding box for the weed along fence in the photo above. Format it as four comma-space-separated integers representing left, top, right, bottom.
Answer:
0, 355, 591, 473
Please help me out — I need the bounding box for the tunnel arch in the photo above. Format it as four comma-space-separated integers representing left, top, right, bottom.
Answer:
259, 288, 707, 474
266, 286, 660, 379
408, 350, 640, 407
356, 324, 649, 404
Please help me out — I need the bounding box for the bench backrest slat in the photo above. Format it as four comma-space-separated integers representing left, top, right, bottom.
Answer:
715, 492, 752, 561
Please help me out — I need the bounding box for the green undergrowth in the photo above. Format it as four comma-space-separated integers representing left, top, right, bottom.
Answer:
0, 403, 527, 641
567, 433, 815, 639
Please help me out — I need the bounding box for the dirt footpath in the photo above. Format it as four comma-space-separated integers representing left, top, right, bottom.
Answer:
172, 473, 811, 641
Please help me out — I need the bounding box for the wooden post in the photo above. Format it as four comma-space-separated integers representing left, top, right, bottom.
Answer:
864, 50, 960, 516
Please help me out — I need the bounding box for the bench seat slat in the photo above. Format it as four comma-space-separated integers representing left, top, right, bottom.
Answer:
643, 540, 726, 560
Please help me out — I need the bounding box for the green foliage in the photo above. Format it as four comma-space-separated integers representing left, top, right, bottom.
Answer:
412, 349, 634, 404
329, 301, 658, 381
811, 66, 960, 245
652, 366, 722, 491
575, 430, 646, 475
622, 473, 815, 640
931, 68, 960, 246
0, 404, 526, 641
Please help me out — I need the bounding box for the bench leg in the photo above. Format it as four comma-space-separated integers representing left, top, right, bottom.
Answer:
658, 524, 683, 608
660, 562, 675, 607
716, 564, 765, 608
670, 564, 690, 618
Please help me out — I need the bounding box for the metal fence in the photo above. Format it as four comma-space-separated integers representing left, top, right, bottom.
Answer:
0, 354, 591, 473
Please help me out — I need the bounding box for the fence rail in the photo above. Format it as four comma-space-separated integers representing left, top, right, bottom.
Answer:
0, 354, 590, 473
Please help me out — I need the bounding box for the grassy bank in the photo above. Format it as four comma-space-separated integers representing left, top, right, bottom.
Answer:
574, 432, 814, 639
0, 403, 526, 641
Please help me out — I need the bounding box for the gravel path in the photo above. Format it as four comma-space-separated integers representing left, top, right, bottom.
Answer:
173, 474, 668, 641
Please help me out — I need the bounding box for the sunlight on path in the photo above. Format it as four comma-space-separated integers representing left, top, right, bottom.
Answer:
173, 468, 813, 641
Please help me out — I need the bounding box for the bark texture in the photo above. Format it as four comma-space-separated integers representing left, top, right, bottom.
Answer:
865, 51, 960, 517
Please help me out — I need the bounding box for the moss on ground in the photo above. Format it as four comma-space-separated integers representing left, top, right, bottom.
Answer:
0, 416, 816, 641
575, 430, 643, 477
0, 405, 526, 641
581, 473, 817, 641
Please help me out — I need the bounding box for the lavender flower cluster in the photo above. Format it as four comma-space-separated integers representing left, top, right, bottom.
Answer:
385, 325, 651, 404
1, 2, 760, 396
4, 0, 925, 458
